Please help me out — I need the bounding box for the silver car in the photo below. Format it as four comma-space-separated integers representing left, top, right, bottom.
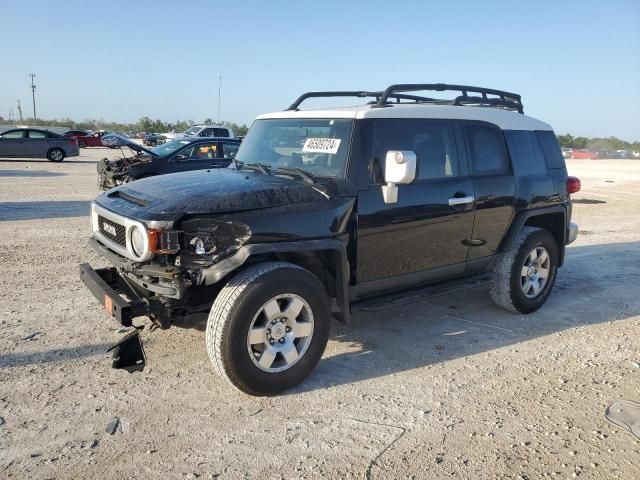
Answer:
0, 128, 80, 162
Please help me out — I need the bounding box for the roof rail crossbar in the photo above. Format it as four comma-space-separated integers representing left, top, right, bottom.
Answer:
374, 83, 524, 113
286, 91, 436, 111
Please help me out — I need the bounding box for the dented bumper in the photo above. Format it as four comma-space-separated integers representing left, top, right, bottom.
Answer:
79, 263, 153, 327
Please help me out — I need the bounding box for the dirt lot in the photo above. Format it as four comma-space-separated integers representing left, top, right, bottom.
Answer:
0, 148, 638, 479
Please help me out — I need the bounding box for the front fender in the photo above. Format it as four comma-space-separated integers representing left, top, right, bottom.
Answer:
202, 239, 351, 324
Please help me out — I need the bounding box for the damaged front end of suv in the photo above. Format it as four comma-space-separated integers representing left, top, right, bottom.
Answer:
81, 165, 354, 330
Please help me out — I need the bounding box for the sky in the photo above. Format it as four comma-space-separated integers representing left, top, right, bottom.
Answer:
1, 0, 639, 140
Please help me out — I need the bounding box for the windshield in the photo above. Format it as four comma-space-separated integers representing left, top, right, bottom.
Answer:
234, 118, 353, 177
151, 139, 192, 156
184, 127, 200, 135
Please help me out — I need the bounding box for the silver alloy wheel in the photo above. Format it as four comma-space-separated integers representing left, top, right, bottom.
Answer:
50, 150, 63, 161
520, 246, 551, 298
247, 293, 314, 373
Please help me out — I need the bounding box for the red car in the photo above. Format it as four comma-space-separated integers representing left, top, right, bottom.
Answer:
571, 149, 599, 160
63, 130, 107, 148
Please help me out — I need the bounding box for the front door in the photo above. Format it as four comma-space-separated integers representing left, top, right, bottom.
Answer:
356, 119, 475, 288
0, 129, 27, 157
167, 141, 221, 173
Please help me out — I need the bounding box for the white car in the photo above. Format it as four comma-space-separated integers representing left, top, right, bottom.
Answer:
181, 125, 235, 139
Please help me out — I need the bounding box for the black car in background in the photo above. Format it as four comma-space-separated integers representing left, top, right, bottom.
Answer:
97, 134, 241, 189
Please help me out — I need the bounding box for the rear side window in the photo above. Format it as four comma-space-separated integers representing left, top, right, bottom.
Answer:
504, 130, 546, 175
214, 128, 229, 138
373, 119, 459, 181
28, 130, 47, 139
466, 125, 509, 175
222, 142, 239, 159
535, 130, 566, 169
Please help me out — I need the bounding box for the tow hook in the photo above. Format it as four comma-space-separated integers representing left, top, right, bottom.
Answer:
107, 325, 146, 373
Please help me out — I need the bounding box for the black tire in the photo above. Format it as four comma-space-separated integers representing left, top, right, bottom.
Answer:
47, 148, 65, 162
206, 262, 331, 395
78, 140, 87, 148
490, 226, 559, 314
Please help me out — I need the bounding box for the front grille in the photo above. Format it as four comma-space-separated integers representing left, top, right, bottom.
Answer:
98, 215, 126, 247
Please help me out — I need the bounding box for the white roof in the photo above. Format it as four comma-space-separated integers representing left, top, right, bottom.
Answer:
257, 103, 553, 131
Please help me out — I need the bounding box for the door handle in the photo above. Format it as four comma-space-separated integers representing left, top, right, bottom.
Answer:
448, 195, 475, 206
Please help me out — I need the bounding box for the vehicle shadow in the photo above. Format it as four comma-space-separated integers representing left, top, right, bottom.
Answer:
0, 169, 67, 177
0, 158, 97, 164
289, 240, 640, 394
0, 200, 91, 221
0, 343, 112, 369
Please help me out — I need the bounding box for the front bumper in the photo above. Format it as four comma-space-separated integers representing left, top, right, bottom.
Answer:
567, 222, 578, 245
79, 263, 152, 326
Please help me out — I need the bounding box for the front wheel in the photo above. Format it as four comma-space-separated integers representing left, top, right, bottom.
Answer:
206, 262, 331, 395
47, 148, 65, 162
78, 140, 87, 148
490, 226, 559, 314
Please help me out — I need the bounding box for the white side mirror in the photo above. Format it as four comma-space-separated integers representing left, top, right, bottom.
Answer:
381, 150, 417, 203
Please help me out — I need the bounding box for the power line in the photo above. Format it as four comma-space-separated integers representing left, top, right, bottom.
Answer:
217, 75, 222, 124
29, 73, 37, 126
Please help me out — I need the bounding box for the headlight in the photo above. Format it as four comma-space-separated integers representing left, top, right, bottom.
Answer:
130, 225, 146, 257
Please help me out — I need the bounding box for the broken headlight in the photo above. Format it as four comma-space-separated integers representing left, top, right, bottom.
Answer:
180, 220, 251, 266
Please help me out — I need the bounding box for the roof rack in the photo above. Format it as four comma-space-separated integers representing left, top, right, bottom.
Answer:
286, 91, 437, 111
375, 83, 523, 113
286, 83, 524, 114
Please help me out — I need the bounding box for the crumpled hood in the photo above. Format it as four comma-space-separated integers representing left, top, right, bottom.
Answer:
95, 168, 330, 222
101, 134, 158, 157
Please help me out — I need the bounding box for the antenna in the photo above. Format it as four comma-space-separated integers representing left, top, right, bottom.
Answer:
29, 73, 37, 126
217, 75, 222, 123
17, 99, 23, 123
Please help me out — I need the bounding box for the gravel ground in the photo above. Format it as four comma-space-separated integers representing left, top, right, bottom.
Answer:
0, 148, 638, 479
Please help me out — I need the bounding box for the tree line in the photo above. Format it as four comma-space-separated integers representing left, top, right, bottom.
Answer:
557, 134, 639, 151
0, 116, 250, 136
0, 115, 637, 150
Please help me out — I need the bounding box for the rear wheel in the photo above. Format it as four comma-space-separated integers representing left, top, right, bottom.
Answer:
47, 148, 65, 162
490, 226, 559, 313
206, 262, 331, 395
78, 140, 87, 148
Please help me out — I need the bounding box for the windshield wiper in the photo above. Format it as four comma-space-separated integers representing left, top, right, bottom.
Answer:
247, 162, 272, 175
275, 166, 315, 184
232, 159, 271, 175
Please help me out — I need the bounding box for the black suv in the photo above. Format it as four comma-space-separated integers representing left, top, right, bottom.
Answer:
80, 83, 580, 395
96, 135, 241, 189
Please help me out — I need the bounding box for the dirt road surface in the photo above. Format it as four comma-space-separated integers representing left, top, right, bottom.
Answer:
1, 149, 638, 479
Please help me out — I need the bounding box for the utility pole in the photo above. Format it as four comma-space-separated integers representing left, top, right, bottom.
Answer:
29, 73, 37, 126
217, 75, 222, 124
17, 99, 23, 123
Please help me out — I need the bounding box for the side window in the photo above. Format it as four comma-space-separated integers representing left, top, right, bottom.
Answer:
200, 128, 214, 137
181, 143, 217, 160
372, 120, 459, 183
28, 130, 47, 139
222, 142, 239, 159
466, 125, 509, 175
214, 128, 229, 138
504, 131, 546, 175
1, 130, 25, 138
535, 130, 566, 169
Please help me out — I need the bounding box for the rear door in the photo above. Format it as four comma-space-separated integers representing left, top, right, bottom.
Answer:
26, 129, 50, 156
0, 129, 27, 157
356, 119, 475, 287
464, 123, 516, 268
